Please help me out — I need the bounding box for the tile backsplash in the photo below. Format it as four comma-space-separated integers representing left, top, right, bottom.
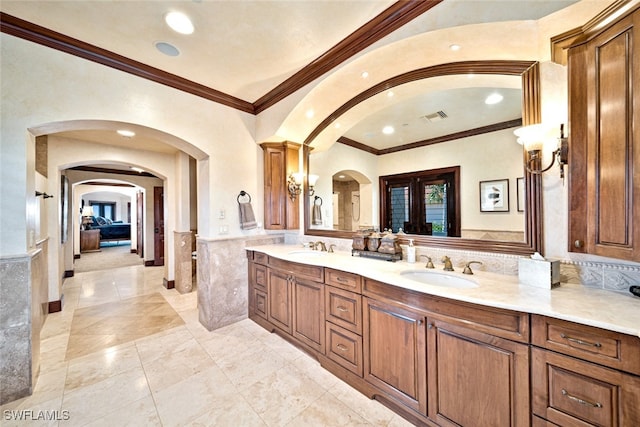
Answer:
292, 235, 640, 295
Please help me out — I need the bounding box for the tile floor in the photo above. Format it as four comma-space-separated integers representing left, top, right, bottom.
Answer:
1, 260, 414, 426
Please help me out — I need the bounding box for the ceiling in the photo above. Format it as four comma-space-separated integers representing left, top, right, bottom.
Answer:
1, 0, 579, 155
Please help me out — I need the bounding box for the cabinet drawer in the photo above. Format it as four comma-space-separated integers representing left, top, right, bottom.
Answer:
532, 315, 640, 375
254, 264, 267, 290
325, 322, 363, 377
254, 289, 267, 320
532, 348, 640, 427
325, 268, 361, 293
253, 251, 268, 265
268, 257, 324, 282
325, 286, 362, 334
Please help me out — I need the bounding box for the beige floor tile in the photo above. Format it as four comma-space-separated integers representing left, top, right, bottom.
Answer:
83, 395, 161, 427
61, 366, 150, 427
328, 378, 397, 426
64, 342, 141, 392
153, 364, 238, 426
141, 338, 216, 393
286, 391, 372, 427
216, 342, 287, 389
288, 352, 341, 391
134, 325, 194, 362
190, 393, 267, 427
240, 366, 326, 426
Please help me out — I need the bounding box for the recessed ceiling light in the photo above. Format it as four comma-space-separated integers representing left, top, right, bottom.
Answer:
130, 166, 145, 173
485, 93, 504, 105
165, 11, 194, 35
387, 91, 394, 97
449, 44, 461, 51
382, 126, 395, 135
155, 41, 180, 57
361, 71, 369, 79
334, 122, 341, 129
306, 109, 314, 119
117, 130, 135, 137
338, 175, 346, 179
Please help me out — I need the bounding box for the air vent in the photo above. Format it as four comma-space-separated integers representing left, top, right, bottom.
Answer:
422, 111, 448, 122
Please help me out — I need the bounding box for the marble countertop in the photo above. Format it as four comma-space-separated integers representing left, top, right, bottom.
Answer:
246, 244, 640, 338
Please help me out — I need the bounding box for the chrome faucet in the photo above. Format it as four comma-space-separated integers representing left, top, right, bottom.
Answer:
420, 255, 435, 269
462, 261, 483, 275
442, 256, 454, 271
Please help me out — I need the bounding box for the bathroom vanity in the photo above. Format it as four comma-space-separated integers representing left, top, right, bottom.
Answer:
247, 245, 640, 427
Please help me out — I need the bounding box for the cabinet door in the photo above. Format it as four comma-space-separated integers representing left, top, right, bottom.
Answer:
267, 268, 292, 333
363, 297, 426, 414
426, 318, 530, 427
568, 9, 640, 261
292, 277, 324, 353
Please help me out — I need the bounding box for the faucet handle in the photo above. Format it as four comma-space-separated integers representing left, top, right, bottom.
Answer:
420, 255, 435, 269
462, 261, 483, 275
328, 244, 336, 253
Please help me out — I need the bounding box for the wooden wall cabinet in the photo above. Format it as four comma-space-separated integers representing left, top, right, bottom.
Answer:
260, 142, 300, 230
568, 8, 640, 262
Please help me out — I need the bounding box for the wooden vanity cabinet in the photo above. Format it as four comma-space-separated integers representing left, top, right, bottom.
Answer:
531, 315, 640, 426
248, 252, 268, 323
567, 7, 640, 262
324, 268, 364, 376
363, 296, 427, 414
260, 142, 300, 230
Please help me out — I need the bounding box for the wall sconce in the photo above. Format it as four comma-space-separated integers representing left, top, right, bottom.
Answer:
308, 174, 319, 196
81, 205, 95, 230
287, 172, 304, 200
35, 191, 53, 199
514, 123, 568, 178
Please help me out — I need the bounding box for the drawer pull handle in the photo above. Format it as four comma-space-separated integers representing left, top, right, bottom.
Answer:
336, 277, 348, 283
336, 305, 349, 312
561, 389, 602, 408
560, 334, 602, 348
336, 344, 348, 351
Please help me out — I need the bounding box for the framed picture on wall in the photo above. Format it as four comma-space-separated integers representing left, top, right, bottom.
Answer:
60, 175, 69, 243
479, 179, 509, 212
517, 177, 525, 212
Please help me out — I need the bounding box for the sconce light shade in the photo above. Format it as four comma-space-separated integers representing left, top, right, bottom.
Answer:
308, 174, 319, 196
514, 123, 569, 179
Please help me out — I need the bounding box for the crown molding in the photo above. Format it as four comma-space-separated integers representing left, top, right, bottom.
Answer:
1, 1, 441, 115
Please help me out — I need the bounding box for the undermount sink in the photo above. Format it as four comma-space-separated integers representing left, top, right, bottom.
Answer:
399, 270, 478, 289
287, 250, 328, 257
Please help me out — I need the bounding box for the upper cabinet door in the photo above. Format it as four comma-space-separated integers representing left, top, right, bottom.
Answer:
261, 142, 300, 230
568, 9, 640, 262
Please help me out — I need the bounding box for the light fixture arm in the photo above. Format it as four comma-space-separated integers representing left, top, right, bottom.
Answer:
287, 173, 303, 201
524, 124, 569, 180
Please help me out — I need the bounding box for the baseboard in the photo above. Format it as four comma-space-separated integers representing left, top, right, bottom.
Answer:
130, 249, 137, 254
163, 278, 175, 289
64, 270, 74, 278
74, 254, 80, 259
48, 298, 63, 313
144, 260, 155, 267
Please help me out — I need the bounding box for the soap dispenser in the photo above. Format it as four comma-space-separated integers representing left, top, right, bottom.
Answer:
407, 239, 416, 263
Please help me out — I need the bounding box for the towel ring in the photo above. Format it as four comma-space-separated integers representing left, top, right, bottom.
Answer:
314, 196, 323, 206
237, 191, 251, 204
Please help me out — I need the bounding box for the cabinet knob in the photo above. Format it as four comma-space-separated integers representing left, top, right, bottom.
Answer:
574, 240, 584, 248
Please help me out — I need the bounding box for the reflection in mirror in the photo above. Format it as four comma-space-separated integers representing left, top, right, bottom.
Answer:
304, 61, 542, 256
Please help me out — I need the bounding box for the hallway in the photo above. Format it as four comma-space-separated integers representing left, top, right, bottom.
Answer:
1, 263, 411, 426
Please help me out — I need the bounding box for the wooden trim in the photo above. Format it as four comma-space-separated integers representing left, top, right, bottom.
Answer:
550, 0, 640, 65
338, 119, 522, 155
163, 278, 175, 289
144, 260, 155, 267
130, 249, 137, 254
74, 254, 80, 259
1, 1, 440, 114
69, 165, 157, 178
253, 0, 443, 113
304, 60, 537, 145
63, 270, 74, 278
48, 299, 62, 313
0, 12, 255, 114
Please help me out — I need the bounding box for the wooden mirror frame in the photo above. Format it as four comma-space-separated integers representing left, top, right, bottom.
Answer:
304, 60, 542, 256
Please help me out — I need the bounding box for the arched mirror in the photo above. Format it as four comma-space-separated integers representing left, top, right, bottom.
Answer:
304, 60, 542, 256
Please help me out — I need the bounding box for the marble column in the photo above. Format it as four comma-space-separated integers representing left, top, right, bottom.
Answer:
197, 234, 283, 331
0, 246, 46, 405
174, 230, 194, 294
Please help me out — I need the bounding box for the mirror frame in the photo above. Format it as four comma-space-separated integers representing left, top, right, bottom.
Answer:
304, 60, 542, 256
